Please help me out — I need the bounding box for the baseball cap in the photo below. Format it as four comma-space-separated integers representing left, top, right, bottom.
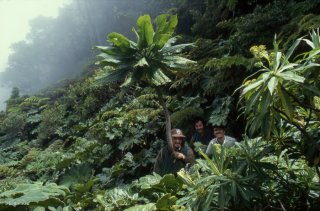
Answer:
171, 128, 186, 138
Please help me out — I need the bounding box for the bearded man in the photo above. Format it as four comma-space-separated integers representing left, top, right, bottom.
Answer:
206, 125, 236, 156
154, 129, 195, 176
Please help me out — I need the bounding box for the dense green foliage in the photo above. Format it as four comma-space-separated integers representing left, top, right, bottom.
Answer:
0, 0, 320, 210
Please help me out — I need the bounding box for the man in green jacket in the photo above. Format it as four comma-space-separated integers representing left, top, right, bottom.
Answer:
154, 129, 195, 176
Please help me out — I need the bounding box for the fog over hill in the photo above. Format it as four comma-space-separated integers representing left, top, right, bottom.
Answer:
0, 0, 174, 110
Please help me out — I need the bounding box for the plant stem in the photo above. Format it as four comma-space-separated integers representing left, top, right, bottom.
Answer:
155, 86, 173, 154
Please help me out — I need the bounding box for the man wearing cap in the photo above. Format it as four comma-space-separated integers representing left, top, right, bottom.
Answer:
154, 128, 195, 176
206, 125, 236, 156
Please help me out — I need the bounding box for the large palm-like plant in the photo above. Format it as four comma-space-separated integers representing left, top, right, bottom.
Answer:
237, 34, 319, 139
237, 30, 320, 169
95, 14, 196, 155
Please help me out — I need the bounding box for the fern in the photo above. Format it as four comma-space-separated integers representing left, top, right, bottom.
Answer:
18, 148, 40, 169
0, 165, 20, 179
204, 55, 251, 70
280, 14, 320, 48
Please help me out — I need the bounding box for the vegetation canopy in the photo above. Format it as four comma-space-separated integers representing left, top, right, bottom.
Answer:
0, 1, 319, 210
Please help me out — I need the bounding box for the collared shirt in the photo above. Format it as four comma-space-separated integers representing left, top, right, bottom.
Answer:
205, 135, 236, 156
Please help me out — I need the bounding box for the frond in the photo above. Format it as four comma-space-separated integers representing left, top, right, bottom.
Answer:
162, 55, 197, 71
161, 43, 195, 54
95, 66, 131, 85
136, 15, 154, 49
149, 68, 171, 86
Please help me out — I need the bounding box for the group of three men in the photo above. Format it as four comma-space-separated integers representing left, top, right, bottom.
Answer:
154, 118, 236, 176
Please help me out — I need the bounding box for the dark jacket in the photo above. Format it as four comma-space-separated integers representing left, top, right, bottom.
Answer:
154, 145, 195, 176
190, 128, 213, 146
190, 128, 213, 157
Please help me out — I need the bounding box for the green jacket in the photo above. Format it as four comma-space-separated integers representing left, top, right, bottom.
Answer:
154, 145, 195, 176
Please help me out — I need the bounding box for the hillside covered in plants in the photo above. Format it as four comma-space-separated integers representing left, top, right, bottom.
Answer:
0, 0, 320, 210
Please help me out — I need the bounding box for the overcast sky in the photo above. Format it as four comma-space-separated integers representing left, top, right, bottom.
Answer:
0, 0, 71, 73
0, 0, 71, 110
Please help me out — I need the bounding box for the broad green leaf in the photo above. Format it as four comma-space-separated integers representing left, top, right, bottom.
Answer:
241, 79, 264, 96
154, 34, 171, 50
0, 183, 68, 207
138, 173, 162, 190
95, 66, 130, 85
150, 68, 171, 86
121, 68, 144, 87
136, 15, 154, 48
161, 43, 195, 54
134, 57, 149, 69
285, 38, 302, 60
95, 45, 135, 57
162, 55, 196, 70
177, 169, 195, 187
165, 14, 178, 36
306, 28, 320, 49
267, 76, 278, 95
273, 52, 282, 72
154, 14, 177, 40
95, 53, 120, 66
164, 37, 178, 48
132, 27, 141, 47
277, 72, 305, 83
199, 150, 222, 176
108, 32, 131, 52
245, 86, 264, 114
125, 203, 156, 211
153, 14, 178, 49
154, 14, 169, 42
278, 85, 294, 120
248, 114, 262, 136
306, 49, 320, 60
303, 38, 315, 49
277, 63, 298, 73
156, 194, 177, 210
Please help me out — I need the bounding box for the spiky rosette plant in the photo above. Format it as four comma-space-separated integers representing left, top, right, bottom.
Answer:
95, 14, 196, 155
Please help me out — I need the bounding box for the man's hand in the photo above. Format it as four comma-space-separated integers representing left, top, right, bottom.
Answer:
173, 151, 186, 160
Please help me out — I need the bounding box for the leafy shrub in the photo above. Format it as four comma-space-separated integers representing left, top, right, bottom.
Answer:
0, 183, 69, 209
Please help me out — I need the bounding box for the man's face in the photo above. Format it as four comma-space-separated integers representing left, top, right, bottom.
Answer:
172, 136, 184, 151
214, 127, 225, 140
195, 121, 204, 134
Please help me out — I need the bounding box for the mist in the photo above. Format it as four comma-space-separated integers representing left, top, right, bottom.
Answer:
0, 86, 11, 110
0, 0, 176, 110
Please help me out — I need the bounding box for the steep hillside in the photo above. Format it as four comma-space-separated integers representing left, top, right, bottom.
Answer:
0, 1, 319, 210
